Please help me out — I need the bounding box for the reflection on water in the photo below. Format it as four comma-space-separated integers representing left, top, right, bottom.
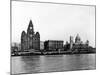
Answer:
11, 54, 96, 74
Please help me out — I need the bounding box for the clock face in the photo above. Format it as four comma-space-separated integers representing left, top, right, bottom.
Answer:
30, 27, 32, 29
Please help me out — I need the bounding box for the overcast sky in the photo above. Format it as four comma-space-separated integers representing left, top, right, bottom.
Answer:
12, 1, 95, 47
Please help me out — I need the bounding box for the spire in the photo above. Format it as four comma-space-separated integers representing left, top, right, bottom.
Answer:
28, 20, 33, 28
29, 19, 33, 25
27, 20, 34, 36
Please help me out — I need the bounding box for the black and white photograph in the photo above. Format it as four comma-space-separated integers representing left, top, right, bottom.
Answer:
11, 0, 96, 75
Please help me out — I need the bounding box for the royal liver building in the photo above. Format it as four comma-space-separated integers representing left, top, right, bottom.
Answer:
21, 20, 40, 51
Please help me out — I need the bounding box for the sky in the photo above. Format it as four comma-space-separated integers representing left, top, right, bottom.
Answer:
12, 1, 95, 47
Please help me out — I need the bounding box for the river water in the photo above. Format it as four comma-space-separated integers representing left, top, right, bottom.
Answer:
11, 54, 96, 74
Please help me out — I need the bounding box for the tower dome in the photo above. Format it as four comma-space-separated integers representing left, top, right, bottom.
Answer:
75, 34, 81, 44
36, 32, 40, 38
21, 31, 26, 38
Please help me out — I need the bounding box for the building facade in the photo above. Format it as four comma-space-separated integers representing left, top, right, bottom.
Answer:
64, 34, 90, 51
44, 40, 64, 51
21, 20, 40, 51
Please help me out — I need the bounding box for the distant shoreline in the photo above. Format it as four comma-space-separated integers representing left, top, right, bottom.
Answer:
11, 52, 96, 56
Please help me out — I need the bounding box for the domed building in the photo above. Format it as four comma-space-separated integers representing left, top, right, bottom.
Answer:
75, 34, 81, 44
21, 20, 40, 51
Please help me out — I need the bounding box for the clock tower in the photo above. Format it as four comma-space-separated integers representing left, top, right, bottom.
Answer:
27, 20, 34, 49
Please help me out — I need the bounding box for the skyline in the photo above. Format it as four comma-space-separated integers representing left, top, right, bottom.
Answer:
12, 1, 95, 47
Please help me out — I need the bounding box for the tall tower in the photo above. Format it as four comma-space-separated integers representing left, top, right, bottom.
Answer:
70, 36, 73, 50
21, 20, 40, 51
27, 20, 34, 36
21, 31, 27, 51
34, 32, 40, 50
27, 20, 34, 49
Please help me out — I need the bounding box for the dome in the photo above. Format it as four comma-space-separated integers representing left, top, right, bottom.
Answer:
36, 32, 40, 37
75, 34, 81, 43
75, 34, 80, 40
21, 31, 27, 38
21, 31, 26, 36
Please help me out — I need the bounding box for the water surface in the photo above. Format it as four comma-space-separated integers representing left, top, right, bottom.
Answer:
11, 54, 96, 74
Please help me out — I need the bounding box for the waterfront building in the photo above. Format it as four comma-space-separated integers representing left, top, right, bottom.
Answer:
72, 34, 90, 52
64, 34, 91, 52
21, 20, 40, 51
44, 40, 64, 51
